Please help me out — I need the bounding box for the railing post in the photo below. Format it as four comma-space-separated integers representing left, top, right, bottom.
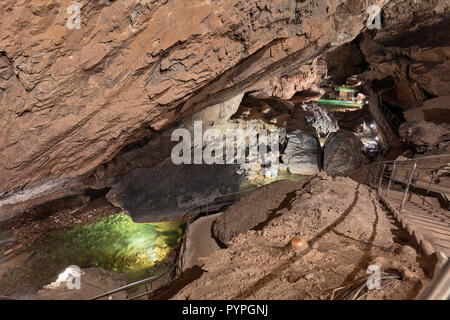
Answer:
385, 163, 397, 198
423, 172, 436, 205
427, 172, 435, 194
378, 164, 386, 194
144, 283, 151, 300
368, 164, 374, 186
374, 163, 380, 185
413, 169, 420, 190
400, 162, 417, 213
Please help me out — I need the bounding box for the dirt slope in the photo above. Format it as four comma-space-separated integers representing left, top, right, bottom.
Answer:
172, 174, 432, 300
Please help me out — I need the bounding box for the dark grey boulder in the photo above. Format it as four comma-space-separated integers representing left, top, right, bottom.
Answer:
281, 130, 321, 175
323, 130, 363, 176
107, 163, 242, 222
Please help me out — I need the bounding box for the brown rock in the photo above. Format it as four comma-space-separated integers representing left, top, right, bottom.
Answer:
249, 58, 327, 100
403, 96, 450, 124
3, 248, 13, 256
400, 245, 417, 257
398, 121, 450, 153
399, 266, 419, 280
287, 273, 301, 283
290, 236, 309, 252
359, 1, 450, 109
212, 180, 301, 245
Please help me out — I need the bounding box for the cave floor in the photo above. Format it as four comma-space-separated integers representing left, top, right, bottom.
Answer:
170, 174, 435, 300
0, 174, 440, 300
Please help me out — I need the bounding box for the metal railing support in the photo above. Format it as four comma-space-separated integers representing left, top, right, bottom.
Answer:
427, 173, 436, 194
417, 260, 450, 300
370, 154, 450, 300
378, 164, 386, 194
374, 163, 380, 186
400, 162, 417, 213
423, 172, 436, 204
385, 163, 397, 199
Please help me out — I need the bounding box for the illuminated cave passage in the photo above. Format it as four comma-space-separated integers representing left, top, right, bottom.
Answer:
0, 0, 449, 301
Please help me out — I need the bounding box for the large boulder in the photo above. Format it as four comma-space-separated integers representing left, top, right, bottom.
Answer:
281, 130, 321, 175
398, 121, 450, 153
403, 96, 450, 124
107, 164, 242, 222
212, 180, 302, 245
323, 130, 363, 176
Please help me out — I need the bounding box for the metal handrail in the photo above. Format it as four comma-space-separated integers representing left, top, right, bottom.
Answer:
417, 260, 450, 300
88, 262, 178, 300
369, 154, 450, 208
369, 154, 450, 300
376, 154, 450, 165
379, 96, 402, 130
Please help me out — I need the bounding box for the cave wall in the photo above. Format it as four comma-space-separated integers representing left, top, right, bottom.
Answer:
0, 0, 395, 219
359, 0, 450, 109
1, 0, 448, 220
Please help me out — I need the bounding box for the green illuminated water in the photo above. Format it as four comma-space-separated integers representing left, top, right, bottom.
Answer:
29, 213, 182, 283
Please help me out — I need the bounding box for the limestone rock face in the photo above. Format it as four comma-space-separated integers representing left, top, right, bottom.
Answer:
212, 179, 301, 245
248, 58, 327, 100
403, 96, 450, 124
0, 0, 446, 220
359, 0, 450, 109
107, 163, 242, 222
282, 130, 320, 175
325, 42, 367, 82
398, 121, 450, 154
323, 130, 363, 176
